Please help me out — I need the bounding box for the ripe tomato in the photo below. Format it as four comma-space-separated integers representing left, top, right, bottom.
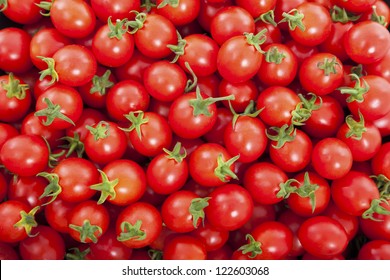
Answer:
0, 242, 19, 260
332, 0, 377, 13
1, 135, 49, 177
44, 199, 75, 234
197, 0, 233, 32
164, 235, 207, 260
277, 210, 306, 257
91, 0, 141, 22
218, 79, 258, 113
371, 142, 390, 179
235, 0, 277, 18
364, 48, 390, 83
0, 0, 41, 24
191, 221, 229, 251
156, 0, 200, 26
8, 176, 49, 209
360, 199, 390, 241
358, 240, 390, 260
89, 229, 133, 260
319, 21, 353, 62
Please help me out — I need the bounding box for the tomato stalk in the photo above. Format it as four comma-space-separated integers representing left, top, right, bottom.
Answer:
126, 11, 147, 34
214, 154, 240, 183
163, 142, 187, 163
370, 5, 388, 27
167, 31, 187, 63
229, 100, 263, 129
244, 30, 267, 53
0, 0, 8, 12
14, 206, 40, 237
35, 98, 76, 127
90, 69, 114, 96
59, 133, 85, 158
330, 5, 361, 23
148, 249, 163, 260
291, 93, 322, 126
345, 111, 366, 140
66, 247, 91, 260
121, 111, 149, 139
37, 56, 59, 84
266, 124, 296, 149
1, 72, 29, 100
107, 17, 129, 40
189, 87, 235, 117
36, 0, 52, 16
117, 220, 146, 241
69, 219, 103, 243
86, 121, 111, 141
189, 197, 211, 228
280, 9, 305, 31
37, 172, 62, 206
141, 0, 156, 13
264, 46, 286, 64
338, 74, 370, 103
157, 0, 179, 9
238, 234, 263, 259
317, 56, 341, 76
184, 62, 198, 93
362, 198, 390, 221
371, 174, 390, 200
255, 10, 277, 27
89, 170, 119, 204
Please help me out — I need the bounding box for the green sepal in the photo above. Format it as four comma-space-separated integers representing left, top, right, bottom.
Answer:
214, 154, 240, 183
90, 69, 114, 96
157, 0, 179, 9
184, 61, 198, 93
362, 198, 390, 221
163, 142, 187, 163
1, 73, 29, 100
244, 30, 267, 53
277, 178, 300, 199
370, 5, 388, 27
345, 110, 366, 140
266, 124, 296, 149
107, 17, 129, 40
148, 249, 163, 260
69, 220, 103, 243
238, 234, 263, 259
317, 56, 341, 76
66, 247, 91, 260
89, 170, 119, 204
117, 220, 146, 242
35, 0, 52, 16
37, 56, 59, 85
255, 10, 277, 27
86, 121, 111, 141
141, 0, 156, 13
338, 74, 370, 103
14, 206, 40, 237
189, 87, 235, 117
279, 9, 305, 31
34, 98, 75, 127
330, 5, 361, 23
126, 11, 147, 34
0, 0, 8, 12
59, 132, 85, 158
189, 197, 211, 228
167, 30, 186, 64
38, 172, 62, 206
265, 46, 286, 64
291, 93, 322, 126
229, 100, 263, 130
371, 174, 390, 200
121, 111, 148, 139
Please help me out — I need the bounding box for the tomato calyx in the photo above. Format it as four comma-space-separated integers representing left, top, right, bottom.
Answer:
255, 10, 277, 27
48, 149, 66, 168
121, 111, 148, 139
1, 73, 29, 100
277, 172, 320, 213
229, 100, 263, 129
238, 234, 263, 259
338, 74, 370, 103
0, 0, 8, 12
141, 0, 156, 13
291, 93, 322, 126
60, 133, 85, 158
148, 249, 163, 260
14, 206, 40, 237
66, 247, 91, 260
38, 172, 62, 206
265, 46, 286, 64
317, 56, 341, 76
168, 31, 187, 64
362, 198, 390, 221
345, 111, 366, 140
35, 98, 76, 127
69, 219, 103, 243
244, 30, 267, 54
157, 0, 179, 9
107, 17, 129, 40
90, 69, 114, 96
36, 1, 52, 16
189, 197, 211, 228
330, 5, 361, 23
189, 87, 235, 117
163, 142, 187, 163
184, 62, 198, 93
280, 9, 305, 31
86, 121, 111, 141
37, 56, 59, 85
117, 220, 146, 242
126, 11, 147, 34
90, 170, 119, 204
371, 174, 390, 200
266, 124, 297, 149
370, 6, 388, 27
214, 154, 240, 183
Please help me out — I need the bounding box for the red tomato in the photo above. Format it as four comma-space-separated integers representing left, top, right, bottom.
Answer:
156, 0, 200, 26
358, 240, 390, 260
44, 199, 75, 234
218, 79, 259, 113
332, 0, 377, 13
235, 0, 277, 18
360, 199, 390, 242
371, 142, 390, 179
0, 0, 41, 24
191, 221, 229, 251
8, 176, 49, 209
89, 229, 133, 260
278, 210, 306, 257
164, 235, 207, 260
91, 0, 141, 22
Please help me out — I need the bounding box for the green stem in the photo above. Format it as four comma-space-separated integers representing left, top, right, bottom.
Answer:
280, 9, 305, 31
266, 124, 296, 149
69, 220, 103, 243
34, 98, 75, 127
117, 220, 146, 242
189, 197, 211, 228
86, 121, 111, 141
1, 73, 29, 100
163, 142, 187, 163
189, 87, 235, 117
345, 110, 366, 140
238, 234, 262, 259
89, 170, 119, 204
214, 154, 240, 183
14, 206, 40, 237
121, 111, 149, 139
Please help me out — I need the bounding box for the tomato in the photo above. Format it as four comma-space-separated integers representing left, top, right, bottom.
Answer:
91, 0, 141, 22
19, 225, 65, 260
298, 216, 348, 257
65, 108, 106, 142
256, 86, 300, 127
91, 159, 146, 206
237, 221, 293, 260
29, 27, 72, 71
371, 142, 390, 179
35, 84, 83, 130
358, 240, 390, 260
285, 40, 319, 66
161, 190, 210, 233
8, 176, 49, 209
147, 142, 189, 195
319, 22, 353, 62
0, 242, 19, 260
92, 19, 135, 68
255, 21, 282, 47
84, 121, 127, 165
277, 210, 306, 257
0, 123, 18, 152
44, 199, 75, 234
0, 27, 33, 73
343, 21, 390, 64
360, 199, 390, 241
0, 0, 41, 24
189, 143, 238, 187
331, 171, 384, 217
68, 200, 110, 243
219, 81, 258, 114
156, 0, 200, 26
163, 235, 207, 260
0, 200, 37, 243
284, 2, 332, 47
106, 80, 150, 122
311, 138, 353, 180
191, 221, 229, 251
332, 0, 377, 13
89, 229, 132, 260
274, 0, 306, 31
129, 12, 177, 59
210, 6, 255, 46
0, 73, 32, 123
116, 202, 162, 248
235, 0, 277, 18
143, 60, 187, 102
217, 32, 266, 83
1, 135, 49, 177
364, 48, 390, 83
49, 0, 96, 39
299, 53, 344, 95
205, 184, 253, 231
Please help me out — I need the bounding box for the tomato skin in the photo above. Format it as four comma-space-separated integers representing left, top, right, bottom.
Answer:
217, 34, 264, 83
298, 216, 348, 257
360, 200, 390, 242
50, 0, 96, 39
364, 48, 390, 83
191, 221, 229, 251
89, 229, 132, 260
331, 171, 380, 216
219, 79, 258, 114
19, 226, 65, 260
8, 176, 48, 209
1, 135, 49, 177
164, 235, 207, 260
116, 202, 162, 248
205, 184, 253, 231
311, 138, 353, 180
343, 21, 390, 64
66, 108, 106, 142
0, 200, 31, 243
277, 210, 305, 257
235, 0, 277, 18
1, 0, 41, 24
371, 142, 390, 178
0, 242, 19, 260
0, 123, 19, 152
0, 27, 33, 73
256, 86, 300, 127
156, 0, 200, 26
332, 0, 377, 13
358, 240, 390, 260
203, 108, 232, 146
319, 22, 353, 62
91, 0, 141, 22
44, 199, 75, 234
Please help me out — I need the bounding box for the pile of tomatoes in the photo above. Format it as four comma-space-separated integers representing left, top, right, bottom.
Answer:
1, 0, 390, 261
